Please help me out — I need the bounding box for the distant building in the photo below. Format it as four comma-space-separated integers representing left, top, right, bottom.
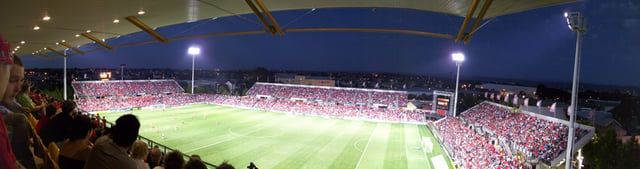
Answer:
275, 73, 335, 87
576, 110, 627, 138
480, 83, 537, 97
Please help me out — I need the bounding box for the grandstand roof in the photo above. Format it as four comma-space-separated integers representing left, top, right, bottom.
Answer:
2, 0, 578, 58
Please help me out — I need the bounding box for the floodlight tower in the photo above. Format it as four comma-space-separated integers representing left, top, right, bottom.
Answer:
564, 12, 587, 169
188, 47, 200, 94
63, 48, 69, 100
452, 53, 464, 117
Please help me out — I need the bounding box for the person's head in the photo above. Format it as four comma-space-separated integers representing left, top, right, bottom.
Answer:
190, 154, 201, 160
45, 103, 57, 117
163, 150, 185, 169
149, 147, 162, 165
130, 140, 149, 160
215, 161, 235, 169
0, 33, 14, 99
184, 157, 207, 169
2, 55, 23, 106
61, 100, 77, 116
68, 115, 97, 141
110, 114, 140, 147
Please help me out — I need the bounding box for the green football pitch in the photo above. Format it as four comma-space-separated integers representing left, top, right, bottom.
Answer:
101, 104, 453, 169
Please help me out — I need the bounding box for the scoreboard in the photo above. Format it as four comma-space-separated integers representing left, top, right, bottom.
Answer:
435, 95, 450, 115
432, 90, 453, 116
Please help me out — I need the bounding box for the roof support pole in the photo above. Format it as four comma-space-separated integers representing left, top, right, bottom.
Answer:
125, 16, 169, 43
245, 0, 276, 34
58, 42, 85, 54
81, 33, 115, 50
455, 0, 479, 43
464, 0, 493, 44
254, 0, 285, 36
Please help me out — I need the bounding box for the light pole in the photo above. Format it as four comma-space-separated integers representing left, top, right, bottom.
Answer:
120, 64, 125, 81
63, 48, 68, 100
188, 47, 200, 94
452, 53, 464, 117
564, 12, 587, 169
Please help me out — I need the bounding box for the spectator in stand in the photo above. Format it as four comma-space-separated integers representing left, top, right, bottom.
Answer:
147, 145, 163, 169
84, 114, 140, 169
216, 161, 235, 169
130, 140, 150, 169
1, 54, 34, 169
39, 100, 78, 147
16, 81, 45, 119
184, 155, 207, 169
35, 103, 57, 133
153, 150, 184, 169
0, 32, 25, 169
58, 115, 97, 169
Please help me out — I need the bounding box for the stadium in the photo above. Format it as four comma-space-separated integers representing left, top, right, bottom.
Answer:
72, 80, 594, 169
3, 0, 631, 169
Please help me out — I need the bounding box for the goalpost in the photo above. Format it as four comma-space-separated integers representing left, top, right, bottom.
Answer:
151, 104, 166, 110
422, 137, 433, 154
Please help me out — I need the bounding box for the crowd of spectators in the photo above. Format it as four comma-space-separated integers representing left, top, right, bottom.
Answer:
246, 83, 280, 97
72, 80, 183, 98
246, 83, 408, 107
435, 117, 525, 169
311, 88, 333, 101
290, 87, 317, 100
252, 99, 276, 110
432, 102, 591, 168
458, 102, 589, 163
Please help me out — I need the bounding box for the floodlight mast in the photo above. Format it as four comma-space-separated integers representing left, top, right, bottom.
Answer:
63, 49, 68, 100
565, 12, 586, 169
188, 47, 200, 94
452, 53, 464, 117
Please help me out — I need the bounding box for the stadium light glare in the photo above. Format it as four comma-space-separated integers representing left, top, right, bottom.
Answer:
188, 47, 200, 55
452, 53, 465, 62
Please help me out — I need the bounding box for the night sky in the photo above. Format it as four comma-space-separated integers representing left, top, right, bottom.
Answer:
22, 0, 640, 87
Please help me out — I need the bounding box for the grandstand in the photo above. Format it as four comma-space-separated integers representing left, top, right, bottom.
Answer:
74, 81, 433, 124
72, 79, 183, 98
247, 82, 409, 108
432, 101, 595, 169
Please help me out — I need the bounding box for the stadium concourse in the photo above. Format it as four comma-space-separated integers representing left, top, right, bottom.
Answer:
72, 80, 596, 169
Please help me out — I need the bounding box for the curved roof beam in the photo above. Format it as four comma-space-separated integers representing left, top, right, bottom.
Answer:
455, 0, 480, 43
125, 16, 170, 43
81, 33, 114, 50
58, 42, 85, 55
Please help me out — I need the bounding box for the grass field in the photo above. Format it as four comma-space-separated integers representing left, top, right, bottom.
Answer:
101, 104, 453, 169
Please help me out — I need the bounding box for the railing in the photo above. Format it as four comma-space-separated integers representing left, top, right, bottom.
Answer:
105, 121, 218, 169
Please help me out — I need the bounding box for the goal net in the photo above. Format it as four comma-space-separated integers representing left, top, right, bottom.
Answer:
422, 137, 433, 154
151, 104, 166, 110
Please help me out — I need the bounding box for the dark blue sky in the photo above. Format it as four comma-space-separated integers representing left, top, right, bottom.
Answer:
23, 0, 640, 87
